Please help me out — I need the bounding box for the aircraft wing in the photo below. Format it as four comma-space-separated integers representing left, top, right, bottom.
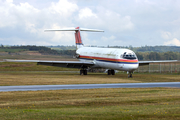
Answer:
138, 60, 178, 66
3, 59, 95, 68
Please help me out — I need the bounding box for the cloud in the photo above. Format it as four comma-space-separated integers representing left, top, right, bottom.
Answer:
48, 0, 78, 17
0, 0, 180, 46
0, 0, 78, 45
161, 31, 172, 39
101, 35, 116, 42
0, 0, 40, 28
164, 38, 180, 46
77, 7, 134, 33
79, 7, 97, 19
101, 10, 134, 32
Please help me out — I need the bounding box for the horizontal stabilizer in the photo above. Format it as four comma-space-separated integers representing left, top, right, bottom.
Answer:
44, 28, 104, 32
44, 27, 104, 49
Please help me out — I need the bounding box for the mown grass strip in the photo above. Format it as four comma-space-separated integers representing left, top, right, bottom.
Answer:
0, 71, 180, 86
0, 88, 179, 119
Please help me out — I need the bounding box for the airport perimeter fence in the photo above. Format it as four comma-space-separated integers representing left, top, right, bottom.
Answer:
135, 62, 180, 73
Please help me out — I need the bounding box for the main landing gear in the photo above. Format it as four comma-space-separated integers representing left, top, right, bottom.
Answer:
127, 71, 133, 78
107, 69, 115, 75
80, 69, 87, 75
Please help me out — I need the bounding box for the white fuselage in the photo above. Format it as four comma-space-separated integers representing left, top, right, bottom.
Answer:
76, 47, 139, 72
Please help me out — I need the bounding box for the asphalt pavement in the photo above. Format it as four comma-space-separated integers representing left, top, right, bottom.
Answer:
0, 82, 179, 92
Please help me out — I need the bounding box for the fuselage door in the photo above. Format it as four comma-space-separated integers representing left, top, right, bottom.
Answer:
118, 55, 124, 68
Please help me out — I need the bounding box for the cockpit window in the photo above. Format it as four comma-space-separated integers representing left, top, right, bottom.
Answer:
122, 52, 137, 60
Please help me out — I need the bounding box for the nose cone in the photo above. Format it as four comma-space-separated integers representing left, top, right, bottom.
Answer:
121, 62, 139, 71
130, 63, 139, 71
127, 59, 139, 71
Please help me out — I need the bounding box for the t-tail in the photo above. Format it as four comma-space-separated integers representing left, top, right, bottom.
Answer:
44, 27, 104, 49
75, 27, 83, 49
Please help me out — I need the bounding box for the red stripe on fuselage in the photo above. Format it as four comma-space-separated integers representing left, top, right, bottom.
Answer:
79, 55, 138, 63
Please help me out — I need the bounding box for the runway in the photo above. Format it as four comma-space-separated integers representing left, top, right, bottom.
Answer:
0, 82, 180, 92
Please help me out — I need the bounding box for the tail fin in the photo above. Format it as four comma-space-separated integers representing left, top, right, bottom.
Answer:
45, 27, 104, 49
75, 27, 83, 49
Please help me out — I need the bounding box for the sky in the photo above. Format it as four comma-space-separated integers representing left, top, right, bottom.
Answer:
0, 0, 180, 47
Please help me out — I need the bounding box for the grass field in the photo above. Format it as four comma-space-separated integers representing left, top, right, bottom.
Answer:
0, 88, 180, 120
0, 72, 180, 119
0, 72, 180, 86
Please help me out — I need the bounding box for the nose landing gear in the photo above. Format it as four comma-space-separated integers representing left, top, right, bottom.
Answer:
127, 71, 133, 78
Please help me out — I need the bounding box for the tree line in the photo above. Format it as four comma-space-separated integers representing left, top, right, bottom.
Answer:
0, 45, 76, 56
136, 51, 179, 60
48, 45, 180, 52
0, 45, 180, 60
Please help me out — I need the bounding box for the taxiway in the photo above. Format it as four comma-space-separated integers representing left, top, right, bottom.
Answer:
0, 82, 179, 92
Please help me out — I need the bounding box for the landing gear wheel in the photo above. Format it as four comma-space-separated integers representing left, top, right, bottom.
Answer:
107, 70, 115, 75
130, 74, 132, 78
80, 70, 84, 75
111, 70, 115, 75
108, 70, 111, 75
128, 74, 132, 78
80, 70, 87, 75
84, 70, 87, 75
128, 72, 133, 78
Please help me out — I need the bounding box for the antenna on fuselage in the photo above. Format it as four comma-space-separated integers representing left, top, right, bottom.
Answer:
44, 27, 104, 49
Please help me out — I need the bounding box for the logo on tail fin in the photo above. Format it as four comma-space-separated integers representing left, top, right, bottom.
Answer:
75, 27, 83, 48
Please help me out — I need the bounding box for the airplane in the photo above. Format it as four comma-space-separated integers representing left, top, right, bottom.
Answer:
4, 27, 178, 77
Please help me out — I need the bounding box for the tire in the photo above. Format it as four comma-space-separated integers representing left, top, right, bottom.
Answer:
84, 70, 87, 75
111, 70, 115, 75
108, 70, 111, 75
80, 70, 84, 75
